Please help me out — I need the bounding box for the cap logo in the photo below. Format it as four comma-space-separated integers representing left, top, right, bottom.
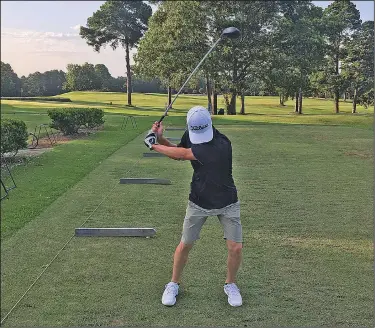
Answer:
190, 123, 208, 131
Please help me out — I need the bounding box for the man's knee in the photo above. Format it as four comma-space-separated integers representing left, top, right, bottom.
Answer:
227, 240, 242, 255
177, 241, 194, 253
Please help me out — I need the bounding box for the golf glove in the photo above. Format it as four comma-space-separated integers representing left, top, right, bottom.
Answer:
144, 130, 158, 150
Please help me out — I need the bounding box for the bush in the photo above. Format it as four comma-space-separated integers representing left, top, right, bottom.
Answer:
1, 97, 71, 102
1, 119, 28, 155
47, 108, 104, 135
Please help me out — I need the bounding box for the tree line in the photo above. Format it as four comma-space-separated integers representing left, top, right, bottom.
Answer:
133, 0, 373, 114
0, 61, 167, 97
2, 1, 373, 114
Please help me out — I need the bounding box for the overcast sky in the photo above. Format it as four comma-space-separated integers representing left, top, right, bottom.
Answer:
1, 1, 374, 78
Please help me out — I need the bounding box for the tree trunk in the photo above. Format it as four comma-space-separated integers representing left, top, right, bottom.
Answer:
240, 92, 245, 114
228, 91, 237, 115
343, 92, 347, 102
168, 85, 172, 108
125, 43, 132, 106
279, 93, 285, 106
212, 90, 218, 115
352, 88, 357, 114
298, 88, 303, 114
334, 92, 339, 113
206, 75, 212, 114
334, 51, 340, 113
228, 56, 238, 115
224, 94, 230, 113
295, 92, 299, 112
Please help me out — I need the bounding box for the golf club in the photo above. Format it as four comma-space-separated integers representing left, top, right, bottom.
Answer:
157, 27, 241, 124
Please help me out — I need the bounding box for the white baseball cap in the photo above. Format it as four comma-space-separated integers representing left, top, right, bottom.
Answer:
186, 106, 213, 144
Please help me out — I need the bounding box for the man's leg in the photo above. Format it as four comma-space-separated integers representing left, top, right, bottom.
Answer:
162, 201, 207, 306
225, 240, 242, 283
171, 202, 207, 282
171, 241, 194, 283
218, 202, 243, 306
224, 241, 243, 306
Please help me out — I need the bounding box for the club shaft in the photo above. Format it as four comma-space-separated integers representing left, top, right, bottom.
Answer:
158, 36, 223, 123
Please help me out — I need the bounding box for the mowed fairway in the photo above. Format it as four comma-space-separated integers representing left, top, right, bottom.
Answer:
1, 92, 373, 129
1, 113, 373, 326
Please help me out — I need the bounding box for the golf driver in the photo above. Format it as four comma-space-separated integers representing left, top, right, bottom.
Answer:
157, 27, 241, 124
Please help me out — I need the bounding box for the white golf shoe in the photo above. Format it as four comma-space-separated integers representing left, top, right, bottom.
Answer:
224, 283, 242, 307
162, 282, 179, 306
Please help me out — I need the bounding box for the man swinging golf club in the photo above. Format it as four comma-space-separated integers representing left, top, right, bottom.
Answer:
144, 106, 243, 307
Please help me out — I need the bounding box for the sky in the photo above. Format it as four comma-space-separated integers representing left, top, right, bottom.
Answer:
1, 1, 374, 78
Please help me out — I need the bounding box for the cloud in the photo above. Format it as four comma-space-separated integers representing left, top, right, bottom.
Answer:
1, 28, 83, 53
70, 24, 81, 31
1, 27, 136, 77
1, 28, 88, 46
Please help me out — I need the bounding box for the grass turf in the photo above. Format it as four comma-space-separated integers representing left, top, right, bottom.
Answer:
1, 120, 373, 327
1, 92, 373, 326
0, 114, 186, 239
1, 92, 373, 129
2, 92, 370, 241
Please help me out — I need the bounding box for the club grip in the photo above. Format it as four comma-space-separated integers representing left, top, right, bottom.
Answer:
157, 115, 166, 124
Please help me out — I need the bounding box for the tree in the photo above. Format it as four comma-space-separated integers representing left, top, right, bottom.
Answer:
135, 1, 209, 109
136, 1, 280, 115
80, 1, 152, 106
132, 74, 166, 93
261, 53, 300, 107
94, 64, 112, 91
43, 70, 66, 96
110, 76, 126, 92
264, 1, 325, 113
341, 20, 374, 113
1, 62, 20, 97
204, 1, 279, 114
19, 70, 66, 96
22, 72, 45, 96
322, 0, 361, 113
64, 63, 101, 91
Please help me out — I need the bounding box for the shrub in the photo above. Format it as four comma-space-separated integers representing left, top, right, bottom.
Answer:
1, 97, 71, 102
47, 108, 104, 135
0, 119, 28, 155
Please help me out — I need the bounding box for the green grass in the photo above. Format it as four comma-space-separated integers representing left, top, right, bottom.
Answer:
1, 124, 373, 327
1, 92, 373, 130
0, 92, 373, 327
0, 115, 185, 239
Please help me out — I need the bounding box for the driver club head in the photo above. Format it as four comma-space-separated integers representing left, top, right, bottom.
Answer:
221, 27, 241, 39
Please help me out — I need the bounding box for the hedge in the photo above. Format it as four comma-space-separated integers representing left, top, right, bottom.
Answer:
47, 108, 104, 135
1, 97, 71, 102
1, 119, 28, 155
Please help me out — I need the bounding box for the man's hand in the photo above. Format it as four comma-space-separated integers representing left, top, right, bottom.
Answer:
152, 121, 164, 138
144, 130, 158, 150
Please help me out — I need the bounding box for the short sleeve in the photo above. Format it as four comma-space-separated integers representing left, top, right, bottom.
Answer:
177, 131, 189, 148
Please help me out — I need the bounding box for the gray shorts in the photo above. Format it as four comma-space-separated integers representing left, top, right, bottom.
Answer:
181, 200, 242, 244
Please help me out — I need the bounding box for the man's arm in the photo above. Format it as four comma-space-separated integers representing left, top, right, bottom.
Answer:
157, 135, 177, 147
152, 144, 196, 161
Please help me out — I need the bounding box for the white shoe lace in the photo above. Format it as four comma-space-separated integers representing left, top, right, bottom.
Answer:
165, 283, 178, 295
226, 283, 240, 296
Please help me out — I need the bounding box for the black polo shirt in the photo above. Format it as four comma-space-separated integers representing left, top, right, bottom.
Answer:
178, 127, 238, 209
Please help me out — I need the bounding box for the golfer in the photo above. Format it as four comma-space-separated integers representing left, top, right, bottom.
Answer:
144, 106, 243, 307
